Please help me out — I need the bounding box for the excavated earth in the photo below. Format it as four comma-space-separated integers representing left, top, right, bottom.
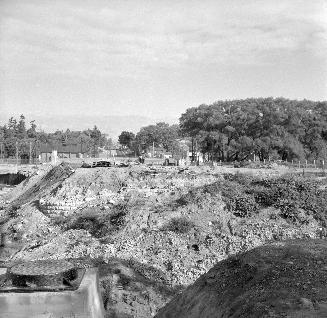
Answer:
155, 239, 327, 318
0, 162, 326, 317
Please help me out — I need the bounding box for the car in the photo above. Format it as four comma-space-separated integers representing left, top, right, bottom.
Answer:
81, 162, 91, 168
92, 160, 112, 167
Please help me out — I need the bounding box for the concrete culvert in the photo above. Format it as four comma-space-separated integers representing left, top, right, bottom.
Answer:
0, 259, 105, 318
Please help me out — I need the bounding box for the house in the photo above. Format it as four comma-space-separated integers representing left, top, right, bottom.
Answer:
39, 143, 88, 162
145, 146, 166, 158
188, 151, 204, 163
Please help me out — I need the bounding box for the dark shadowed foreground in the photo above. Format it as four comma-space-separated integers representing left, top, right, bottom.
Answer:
155, 239, 327, 318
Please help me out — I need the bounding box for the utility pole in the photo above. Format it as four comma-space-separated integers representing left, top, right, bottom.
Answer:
29, 141, 32, 164
191, 138, 194, 162
152, 141, 155, 158
195, 139, 198, 164
15, 141, 18, 172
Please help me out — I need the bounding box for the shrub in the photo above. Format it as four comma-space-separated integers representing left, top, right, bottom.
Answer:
220, 173, 327, 222
220, 180, 259, 217
250, 186, 275, 207
234, 195, 259, 217
224, 192, 259, 218
176, 189, 205, 206
162, 217, 194, 234
69, 204, 128, 238
172, 172, 327, 223
69, 215, 111, 237
275, 198, 299, 221
246, 174, 327, 223
223, 172, 254, 186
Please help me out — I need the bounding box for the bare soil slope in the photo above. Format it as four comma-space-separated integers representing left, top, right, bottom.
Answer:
155, 239, 327, 318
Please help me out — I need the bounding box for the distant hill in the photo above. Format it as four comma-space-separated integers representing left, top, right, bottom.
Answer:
0, 113, 178, 140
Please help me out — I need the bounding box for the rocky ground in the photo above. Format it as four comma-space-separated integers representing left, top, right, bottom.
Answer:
0, 162, 326, 317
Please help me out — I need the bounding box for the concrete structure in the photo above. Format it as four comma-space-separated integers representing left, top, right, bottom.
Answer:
39, 144, 87, 162
0, 264, 105, 318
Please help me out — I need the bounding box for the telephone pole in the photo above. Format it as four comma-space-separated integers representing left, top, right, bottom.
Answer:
15, 141, 18, 172
29, 141, 32, 164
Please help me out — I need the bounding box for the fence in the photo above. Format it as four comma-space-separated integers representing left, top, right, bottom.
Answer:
275, 160, 325, 170
56, 156, 164, 165
0, 158, 40, 166
0, 156, 325, 173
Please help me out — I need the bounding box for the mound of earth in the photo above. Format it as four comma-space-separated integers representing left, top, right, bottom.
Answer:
155, 239, 327, 318
4, 162, 74, 208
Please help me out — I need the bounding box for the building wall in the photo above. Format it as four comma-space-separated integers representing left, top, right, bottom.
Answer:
40, 152, 52, 162
40, 152, 83, 161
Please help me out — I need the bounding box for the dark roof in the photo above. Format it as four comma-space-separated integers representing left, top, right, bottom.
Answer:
39, 143, 88, 154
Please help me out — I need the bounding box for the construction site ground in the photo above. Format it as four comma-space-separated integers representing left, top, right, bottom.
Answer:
0, 162, 326, 318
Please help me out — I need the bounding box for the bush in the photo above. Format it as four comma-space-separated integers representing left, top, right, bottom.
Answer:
220, 173, 327, 222
69, 204, 128, 238
250, 186, 276, 207
220, 180, 259, 217
162, 217, 194, 234
233, 195, 259, 217
223, 191, 259, 217
69, 215, 111, 237
172, 172, 327, 223
254, 175, 323, 223
237, 174, 327, 223
176, 189, 206, 206
223, 172, 254, 186
275, 198, 299, 221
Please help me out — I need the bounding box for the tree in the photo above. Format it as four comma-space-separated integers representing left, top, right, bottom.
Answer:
118, 131, 135, 149
179, 98, 327, 162
135, 122, 180, 154
17, 114, 27, 139
27, 120, 37, 139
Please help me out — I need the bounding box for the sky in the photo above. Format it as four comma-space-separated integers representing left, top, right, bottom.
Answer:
0, 0, 326, 123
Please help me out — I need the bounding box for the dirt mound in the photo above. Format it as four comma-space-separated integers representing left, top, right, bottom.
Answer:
8, 162, 74, 208
38, 167, 129, 215
155, 239, 327, 318
97, 258, 181, 318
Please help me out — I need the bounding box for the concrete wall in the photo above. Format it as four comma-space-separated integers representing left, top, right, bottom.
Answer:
0, 268, 105, 318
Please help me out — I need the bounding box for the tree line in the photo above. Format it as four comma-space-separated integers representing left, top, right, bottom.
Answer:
118, 122, 187, 157
0, 115, 112, 158
119, 97, 327, 162
1, 97, 326, 162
